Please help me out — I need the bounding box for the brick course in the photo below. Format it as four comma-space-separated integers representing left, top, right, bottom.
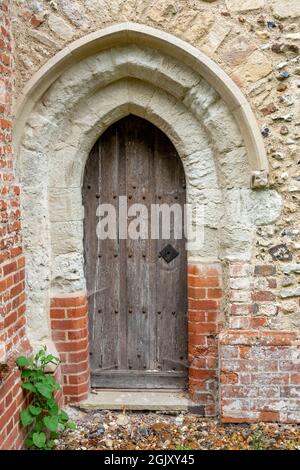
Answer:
50, 294, 90, 403
0, 338, 37, 450
228, 263, 279, 330
2, 0, 300, 451
188, 263, 222, 416
0, 0, 27, 363
220, 329, 300, 423
0, 0, 33, 449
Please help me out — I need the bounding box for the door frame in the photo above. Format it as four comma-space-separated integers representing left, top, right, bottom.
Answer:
83, 115, 188, 390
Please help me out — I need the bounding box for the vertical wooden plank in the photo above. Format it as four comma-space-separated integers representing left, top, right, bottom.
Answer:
83, 127, 120, 375
154, 128, 188, 375
83, 143, 99, 374
117, 121, 129, 370
97, 127, 121, 372
124, 116, 153, 372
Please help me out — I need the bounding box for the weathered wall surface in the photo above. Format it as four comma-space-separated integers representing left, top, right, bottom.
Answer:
0, 0, 31, 449
220, 329, 300, 423
0, 0, 27, 369
12, 0, 300, 330
3, 0, 300, 429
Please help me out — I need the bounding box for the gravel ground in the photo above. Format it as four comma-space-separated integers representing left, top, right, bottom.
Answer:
55, 407, 300, 451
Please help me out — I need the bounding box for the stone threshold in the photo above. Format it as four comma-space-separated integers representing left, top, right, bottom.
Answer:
76, 389, 192, 412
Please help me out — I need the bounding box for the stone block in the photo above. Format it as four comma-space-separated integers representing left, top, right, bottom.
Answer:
225, 0, 265, 12
185, 150, 218, 189
220, 224, 254, 261
51, 221, 83, 255
222, 36, 257, 67
51, 253, 85, 293
201, 20, 231, 54
219, 148, 250, 188
280, 287, 300, 299
203, 100, 244, 153
48, 14, 75, 41
223, 189, 282, 226
49, 188, 84, 222
184, 79, 219, 115
272, 0, 300, 18
232, 50, 272, 86
282, 265, 300, 275
57, 0, 89, 28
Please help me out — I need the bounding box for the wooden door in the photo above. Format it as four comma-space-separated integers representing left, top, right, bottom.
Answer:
83, 115, 187, 389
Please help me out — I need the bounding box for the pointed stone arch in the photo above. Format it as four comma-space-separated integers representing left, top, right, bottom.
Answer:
14, 22, 269, 181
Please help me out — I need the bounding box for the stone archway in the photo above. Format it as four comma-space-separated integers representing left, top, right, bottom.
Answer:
14, 23, 281, 408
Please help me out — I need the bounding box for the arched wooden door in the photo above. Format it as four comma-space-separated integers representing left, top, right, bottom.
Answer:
83, 115, 187, 389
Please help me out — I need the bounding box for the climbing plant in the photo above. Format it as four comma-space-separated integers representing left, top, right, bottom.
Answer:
16, 346, 76, 450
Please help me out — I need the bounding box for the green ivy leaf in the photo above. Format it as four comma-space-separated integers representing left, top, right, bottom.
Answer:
44, 415, 59, 432
21, 369, 33, 378
39, 375, 56, 391
16, 356, 32, 367
49, 402, 59, 416
35, 420, 44, 433
21, 382, 36, 393
32, 432, 46, 449
66, 422, 76, 430
47, 440, 56, 449
18, 347, 74, 450
35, 383, 52, 399
29, 404, 42, 416
20, 409, 35, 427
47, 397, 57, 407
58, 410, 69, 423
32, 370, 43, 381
46, 354, 59, 364
25, 436, 34, 448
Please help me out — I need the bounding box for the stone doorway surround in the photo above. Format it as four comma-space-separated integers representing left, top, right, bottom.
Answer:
13, 23, 282, 417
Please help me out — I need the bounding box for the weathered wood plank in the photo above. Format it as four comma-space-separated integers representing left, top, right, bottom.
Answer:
91, 370, 186, 389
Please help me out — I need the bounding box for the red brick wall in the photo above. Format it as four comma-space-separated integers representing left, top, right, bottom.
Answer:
0, 339, 31, 450
0, 0, 32, 450
50, 294, 90, 403
188, 263, 222, 416
0, 367, 28, 449
220, 262, 300, 423
0, 344, 63, 450
228, 263, 278, 329
220, 330, 300, 423
0, 0, 27, 363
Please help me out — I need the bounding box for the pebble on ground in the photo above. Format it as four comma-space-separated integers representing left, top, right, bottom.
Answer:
56, 408, 300, 451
